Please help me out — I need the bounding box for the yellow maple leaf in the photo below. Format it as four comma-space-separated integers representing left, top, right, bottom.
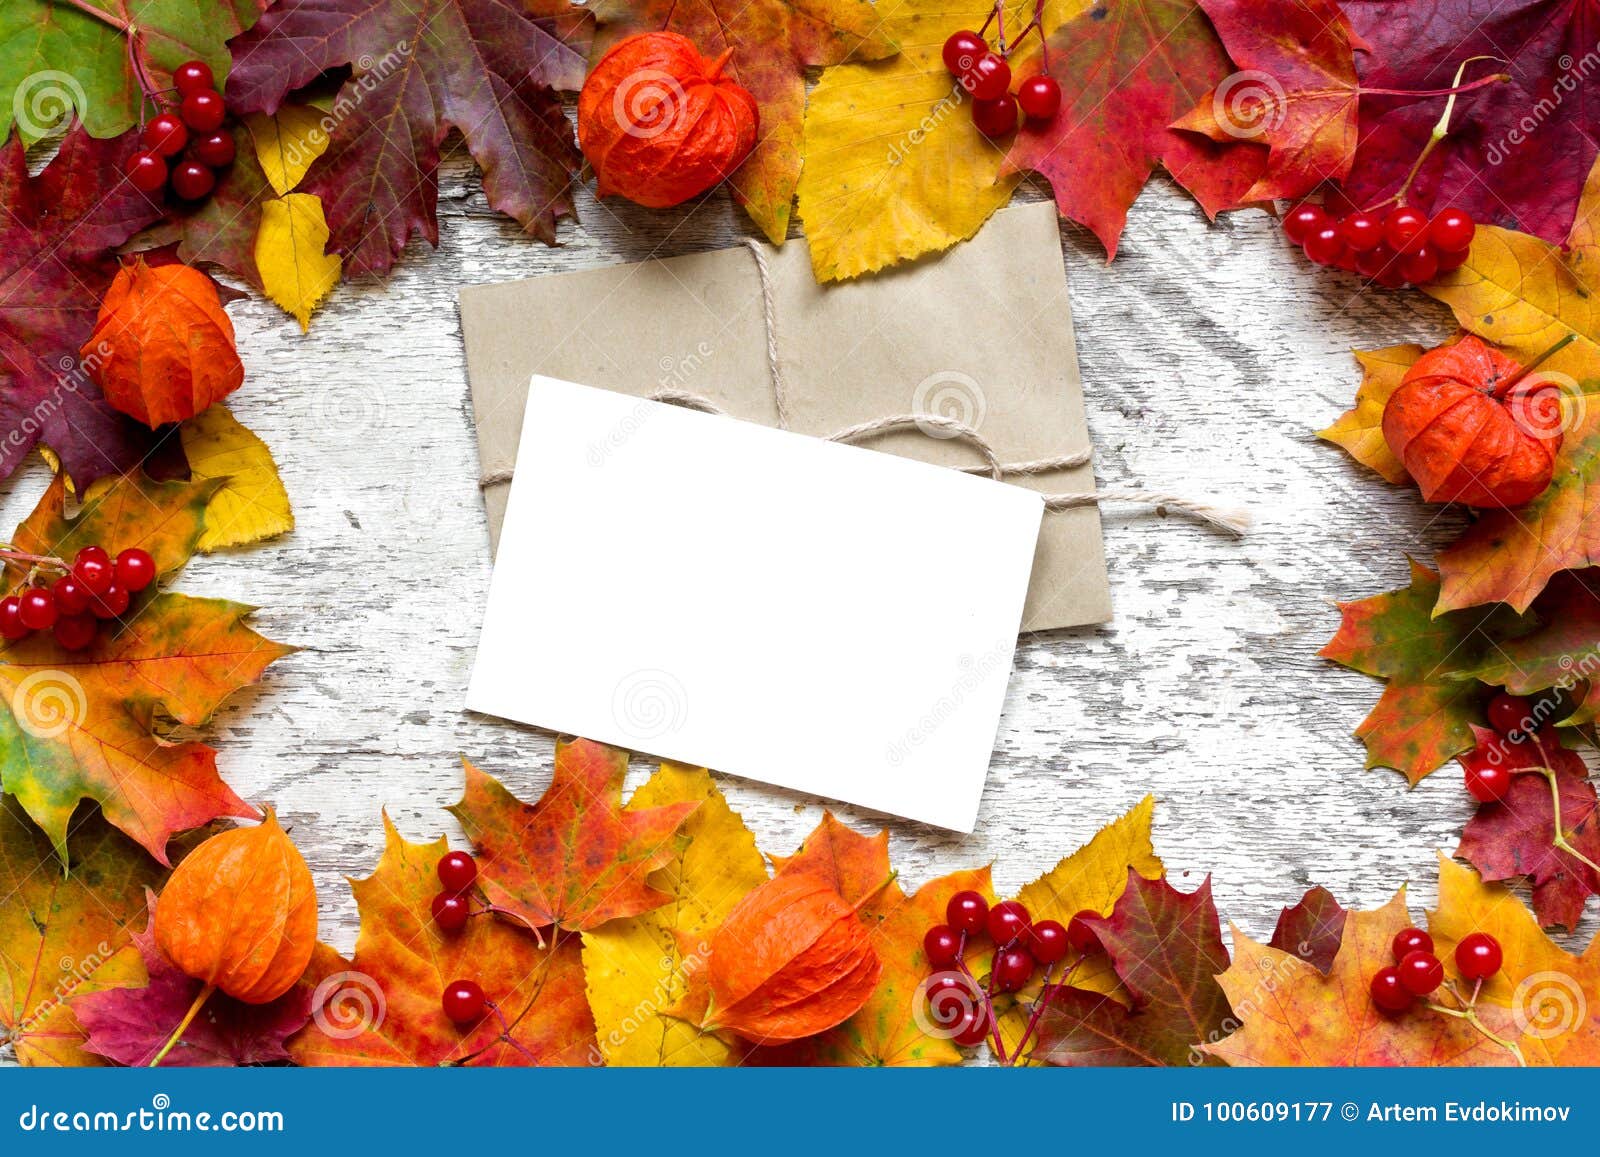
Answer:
795, 0, 1091, 281
580, 763, 768, 1066
1319, 344, 1423, 485
179, 404, 294, 551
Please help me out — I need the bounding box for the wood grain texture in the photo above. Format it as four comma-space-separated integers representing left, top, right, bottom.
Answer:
5, 146, 1595, 1065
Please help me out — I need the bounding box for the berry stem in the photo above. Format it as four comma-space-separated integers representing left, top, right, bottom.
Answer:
1367, 57, 1502, 210
147, 982, 215, 1067
0, 546, 67, 572
1536, 765, 1600, 875
1009, 954, 1081, 1065
952, 948, 1007, 1064
1424, 991, 1526, 1067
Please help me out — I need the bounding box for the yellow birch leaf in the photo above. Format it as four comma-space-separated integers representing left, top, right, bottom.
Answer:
581, 763, 768, 1066
255, 193, 341, 331
180, 404, 294, 551
246, 106, 331, 197
1319, 345, 1423, 484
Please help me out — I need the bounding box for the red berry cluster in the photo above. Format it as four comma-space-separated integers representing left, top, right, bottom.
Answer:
1369, 925, 1502, 1013
1283, 202, 1476, 287
1464, 691, 1542, 803
941, 22, 1061, 139
430, 849, 479, 933
0, 546, 156, 651
125, 61, 235, 202
922, 889, 1098, 1054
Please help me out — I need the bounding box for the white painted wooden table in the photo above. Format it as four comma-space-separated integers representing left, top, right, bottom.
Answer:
10, 154, 1580, 958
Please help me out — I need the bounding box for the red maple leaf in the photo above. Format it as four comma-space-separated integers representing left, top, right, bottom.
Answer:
0, 128, 166, 485
1340, 0, 1600, 243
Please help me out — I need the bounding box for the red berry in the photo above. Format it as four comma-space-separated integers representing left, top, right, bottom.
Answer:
971, 94, 1018, 139
191, 131, 236, 168
1355, 241, 1397, 279
1340, 212, 1383, 252
1016, 75, 1061, 122
180, 89, 226, 133
431, 892, 471, 932
992, 946, 1035, 992
951, 1003, 992, 1047
1066, 909, 1103, 954
1486, 691, 1532, 737
945, 890, 989, 936
986, 899, 1031, 946
437, 849, 478, 893
18, 589, 57, 631
53, 614, 97, 652
1383, 205, 1429, 252
90, 583, 129, 620
1397, 949, 1444, 995
962, 53, 1011, 102
1392, 926, 1433, 961
1282, 203, 1328, 245
170, 161, 216, 201
1397, 244, 1438, 284
1436, 244, 1471, 273
143, 113, 188, 158
114, 548, 157, 593
52, 575, 92, 616
1303, 225, 1345, 266
1370, 966, 1413, 1012
1464, 752, 1513, 803
1455, 932, 1503, 981
0, 596, 29, 641
125, 150, 168, 193
923, 924, 962, 969
441, 979, 487, 1024
172, 60, 215, 98
72, 547, 113, 596
1429, 206, 1475, 252
1030, 919, 1069, 964
942, 30, 988, 76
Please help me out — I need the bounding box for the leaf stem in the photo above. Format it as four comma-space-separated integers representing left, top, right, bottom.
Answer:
55, 0, 128, 32
1366, 57, 1503, 211
148, 983, 215, 1067
1501, 333, 1578, 391
1536, 765, 1600, 875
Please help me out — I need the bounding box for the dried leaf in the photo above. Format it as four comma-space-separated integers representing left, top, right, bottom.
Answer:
1319, 344, 1424, 484
180, 405, 295, 552
256, 194, 341, 331
1268, 886, 1347, 975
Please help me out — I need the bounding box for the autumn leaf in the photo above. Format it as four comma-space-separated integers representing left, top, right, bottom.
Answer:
0, 795, 171, 1066
793, 0, 1035, 282
449, 740, 698, 935
1173, 0, 1361, 201
0, 471, 292, 863
71, 895, 311, 1067
0, 1, 264, 142
1319, 344, 1424, 484
1341, 0, 1598, 246
581, 763, 768, 1066
226, 0, 591, 277
1268, 885, 1347, 976
1204, 890, 1535, 1065
247, 107, 331, 197
0, 128, 168, 486
1030, 872, 1234, 1066
289, 815, 594, 1066
1005, 0, 1267, 259
592, 0, 898, 246
180, 405, 295, 552
1463, 570, 1600, 727
1319, 560, 1531, 782
1455, 727, 1600, 931
256, 195, 342, 331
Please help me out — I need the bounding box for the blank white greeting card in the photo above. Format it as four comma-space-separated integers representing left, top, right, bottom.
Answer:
467, 377, 1043, 832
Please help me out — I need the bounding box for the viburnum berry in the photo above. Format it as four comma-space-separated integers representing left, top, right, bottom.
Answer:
142, 113, 188, 158
180, 90, 227, 133
53, 614, 97, 652
72, 547, 114, 596
1397, 949, 1445, 996
125, 150, 168, 194
53, 575, 92, 616
1016, 75, 1061, 122
1030, 919, 1069, 964
1397, 244, 1438, 285
172, 60, 216, 98
18, 588, 57, 632
1463, 752, 1513, 804
986, 899, 1031, 946
1282, 203, 1328, 246
923, 924, 962, 969
1428, 206, 1475, 252
1383, 205, 1429, 252
1392, 926, 1433, 961
1486, 691, 1532, 737
1355, 242, 1398, 279
1370, 966, 1413, 1012
942, 30, 988, 76
441, 979, 487, 1024
1303, 224, 1345, 266
962, 53, 1011, 102
971, 94, 1019, 139
1455, 932, 1503, 981
951, 1003, 992, 1047
431, 892, 471, 933
1340, 212, 1383, 252
90, 583, 130, 620
1065, 909, 1102, 954
1436, 245, 1471, 273
946, 890, 989, 936
437, 849, 478, 893
0, 596, 28, 641
170, 161, 216, 202
991, 946, 1035, 992
114, 548, 157, 593
192, 132, 236, 169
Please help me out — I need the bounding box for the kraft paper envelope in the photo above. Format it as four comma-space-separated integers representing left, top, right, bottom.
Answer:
467, 377, 1043, 831
459, 200, 1111, 632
